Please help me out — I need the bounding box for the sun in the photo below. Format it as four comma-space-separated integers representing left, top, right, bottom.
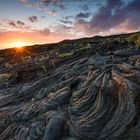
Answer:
14, 42, 25, 48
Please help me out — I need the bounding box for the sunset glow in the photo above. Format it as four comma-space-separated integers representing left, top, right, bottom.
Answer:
14, 42, 26, 48
0, 0, 140, 49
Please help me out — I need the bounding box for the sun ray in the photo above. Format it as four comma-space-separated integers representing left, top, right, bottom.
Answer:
9, 41, 31, 60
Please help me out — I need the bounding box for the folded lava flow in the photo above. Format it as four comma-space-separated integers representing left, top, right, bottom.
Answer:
0, 45, 140, 140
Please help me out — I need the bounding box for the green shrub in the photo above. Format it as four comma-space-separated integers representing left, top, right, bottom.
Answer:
62, 43, 71, 48
59, 52, 73, 58
127, 33, 140, 44
136, 36, 140, 48
0, 73, 13, 83
21, 56, 32, 62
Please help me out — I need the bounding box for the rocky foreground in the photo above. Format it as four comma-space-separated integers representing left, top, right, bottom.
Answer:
0, 35, 140, 140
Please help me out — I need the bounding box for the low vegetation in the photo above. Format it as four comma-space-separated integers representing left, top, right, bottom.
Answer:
128, 32, 140, 48
0, 73, 13, 83
21, 56, 32, 62
136, 36, 140, 48
59, 52, 73, 58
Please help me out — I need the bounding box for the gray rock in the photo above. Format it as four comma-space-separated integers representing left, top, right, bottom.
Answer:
0, 48, 140, 140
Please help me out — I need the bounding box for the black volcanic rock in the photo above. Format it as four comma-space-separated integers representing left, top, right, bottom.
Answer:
0, 33, 140, 140
0, 50, 140, 140
114, 48, 140, 57
11, 61, 41, 82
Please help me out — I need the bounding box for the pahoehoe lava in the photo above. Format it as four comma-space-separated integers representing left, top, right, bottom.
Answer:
0, 48, 140, 140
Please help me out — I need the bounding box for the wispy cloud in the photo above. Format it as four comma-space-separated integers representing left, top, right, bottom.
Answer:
5, 19, 26, 28
28, 16, 38, 22
19, 0, 66, 15
8, 21, 17, 27
17, 21, 25, 26
50, 24, 75, 37
74, 0, 140, 36
39, 28, 50, 35
80, 4, 89, 11
0, 19, 31, 32
59, 20, 72, 24
75, 12, 91, 19
64, 16, 73, 20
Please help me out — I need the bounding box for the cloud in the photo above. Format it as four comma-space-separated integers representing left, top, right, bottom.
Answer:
9, 22, 17, 27
54, 24, 73, 32
74, 19, 89, 32
60, 20, 72, 24
17, 21, 25, 26
0, 19, 31, 32
28, 16, 38, 22
19, 0, 63, 15
75, 12, 91, 19
8, 0, 140, 38
51, 24, 75, 36
39, 28, 50, 35
8, 20, 25, 27
42, 0, 60, 5
74, 0, 140, 36
41, 16, 46, 19
59, 4, 67, 10
20, 0, 27, 3
64, 15, 74, 20
80, 4, 89, 11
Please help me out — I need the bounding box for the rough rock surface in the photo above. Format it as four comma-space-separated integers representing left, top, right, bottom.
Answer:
0, 48, 140, 140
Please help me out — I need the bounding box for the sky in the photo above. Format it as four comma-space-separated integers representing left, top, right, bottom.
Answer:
0, 0, 140, 49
